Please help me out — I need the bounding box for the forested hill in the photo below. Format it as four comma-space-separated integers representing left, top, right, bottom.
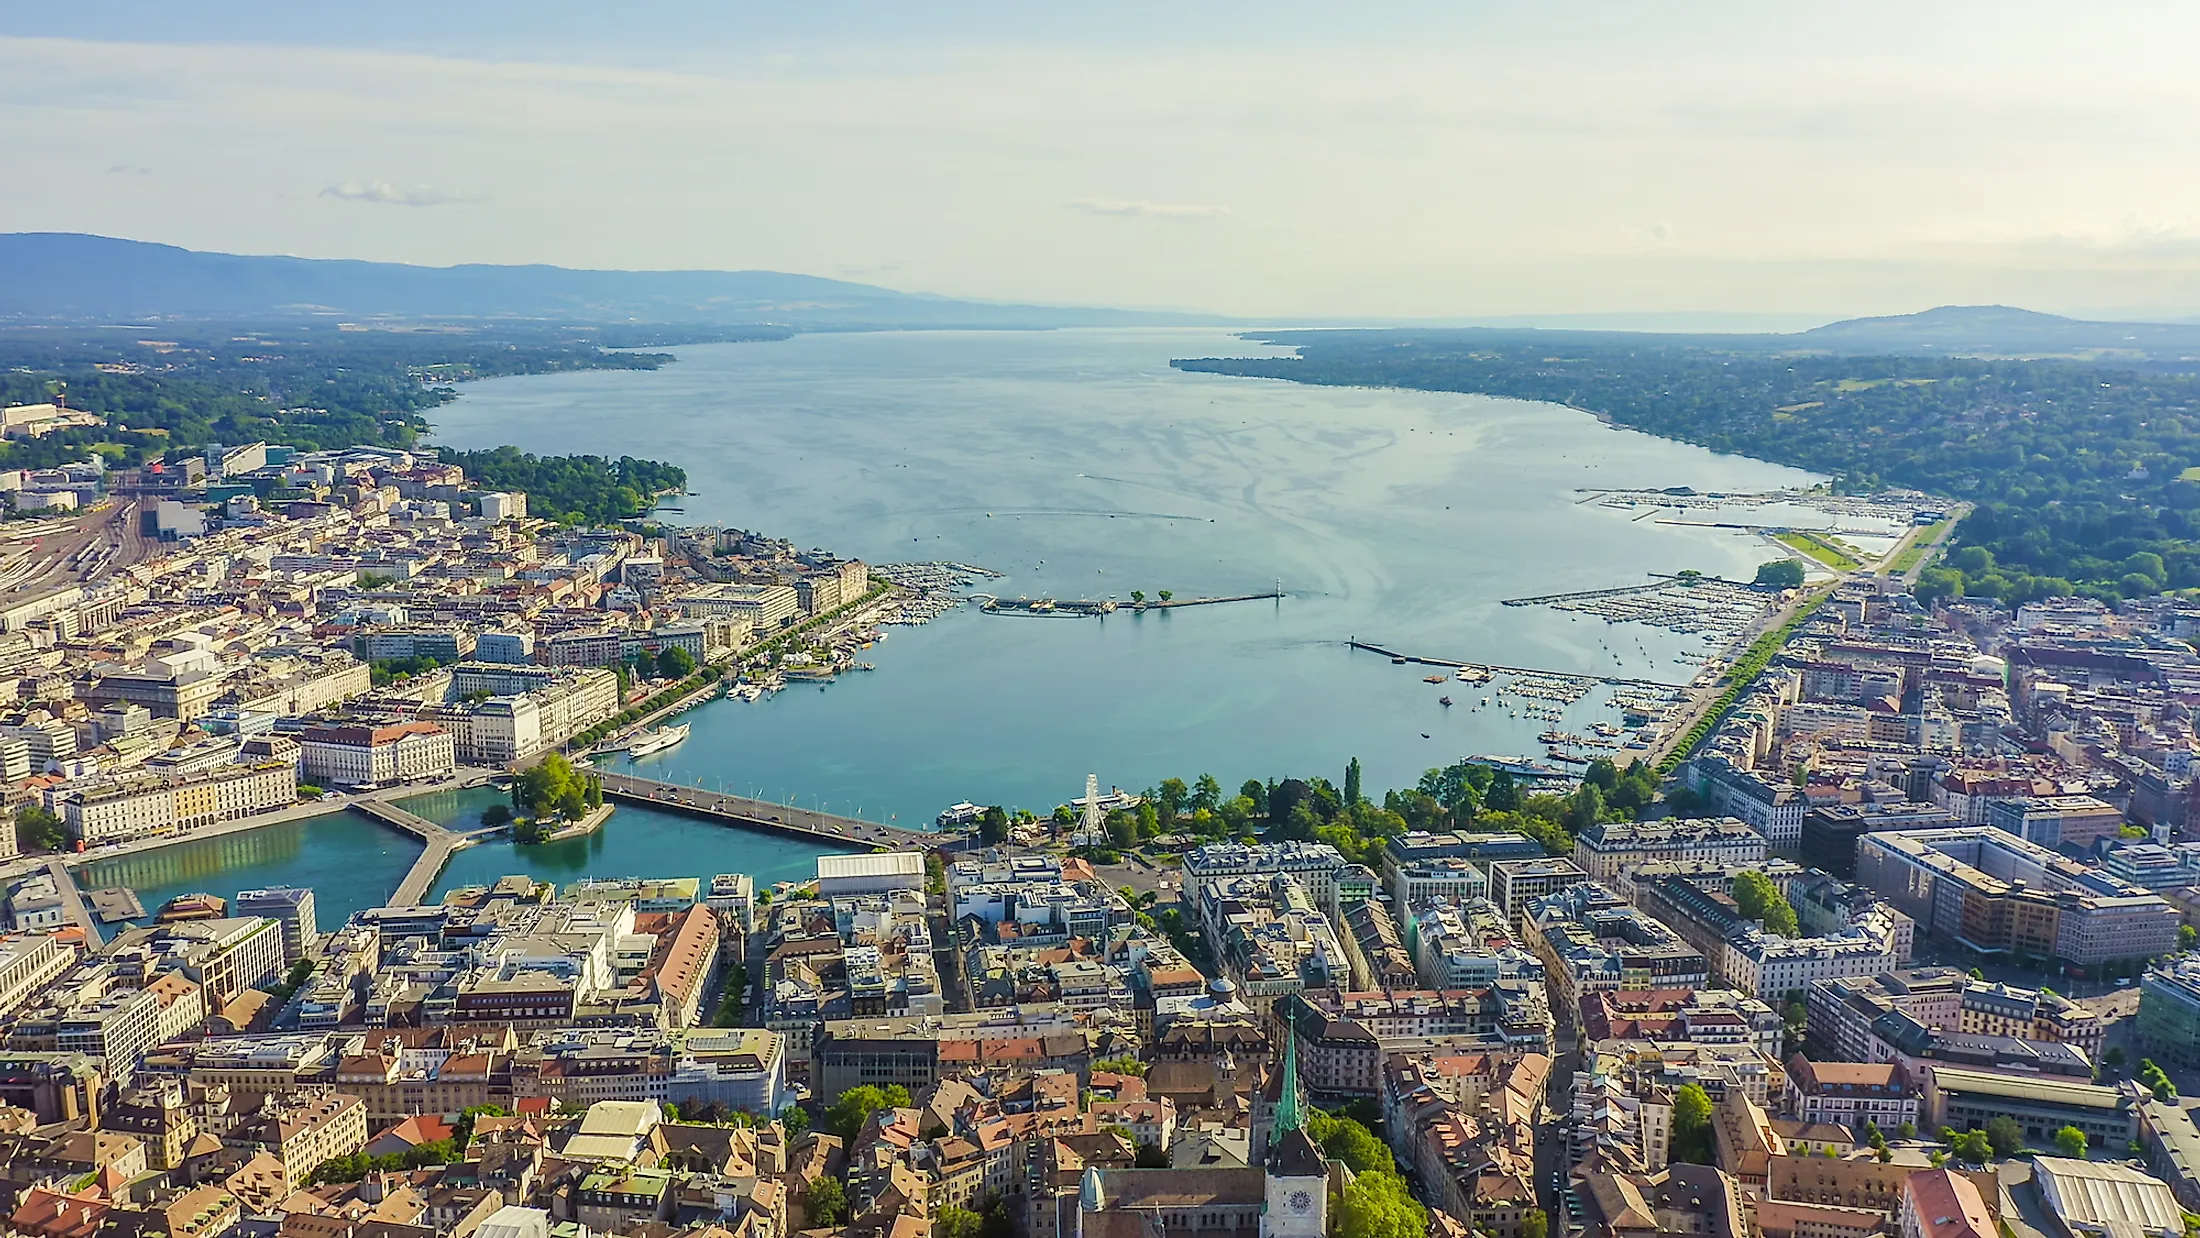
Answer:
0, 324, 695, 523
1175, 333, 2200, 606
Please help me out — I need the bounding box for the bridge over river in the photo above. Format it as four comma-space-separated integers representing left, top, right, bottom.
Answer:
595, 772, 955, 849
355, 800, 503, 908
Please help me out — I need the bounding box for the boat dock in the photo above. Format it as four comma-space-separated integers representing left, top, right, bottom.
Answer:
87, 886, 144, 924
1348, 640, 1683, 689
596, 772, 951, 848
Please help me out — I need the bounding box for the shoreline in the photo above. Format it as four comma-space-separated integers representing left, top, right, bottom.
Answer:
1, 768, 506, 888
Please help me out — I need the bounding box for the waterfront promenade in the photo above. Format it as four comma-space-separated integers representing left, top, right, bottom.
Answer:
596, 771, 952, 849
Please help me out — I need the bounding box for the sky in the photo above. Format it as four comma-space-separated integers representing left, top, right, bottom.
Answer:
6, 1, 2200, 321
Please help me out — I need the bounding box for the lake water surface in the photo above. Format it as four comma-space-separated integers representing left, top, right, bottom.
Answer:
83, 330, 1823, 908
430, 329, 1816, 830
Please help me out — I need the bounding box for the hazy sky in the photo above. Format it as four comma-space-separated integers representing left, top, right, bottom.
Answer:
6, 1, 2200, 320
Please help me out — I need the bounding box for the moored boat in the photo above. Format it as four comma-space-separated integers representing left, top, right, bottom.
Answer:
627, 723, 692, 759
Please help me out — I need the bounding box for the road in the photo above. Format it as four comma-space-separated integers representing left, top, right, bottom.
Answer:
1647, 583, 1820, 768
1890, 504, 1972, 587
1648, 501, 1970, 769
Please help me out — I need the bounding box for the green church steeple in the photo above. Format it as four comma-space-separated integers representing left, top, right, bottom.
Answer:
1273, 1006, 1304, 1135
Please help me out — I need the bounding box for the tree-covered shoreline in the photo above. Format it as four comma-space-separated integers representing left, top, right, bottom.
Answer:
0, 321, 772, 473
1177, 333, 2200, 606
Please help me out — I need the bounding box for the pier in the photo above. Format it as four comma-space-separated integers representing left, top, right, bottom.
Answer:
1499, 581, 1671, 607
1347, 640, 1683, 689
597, 772, 950, 848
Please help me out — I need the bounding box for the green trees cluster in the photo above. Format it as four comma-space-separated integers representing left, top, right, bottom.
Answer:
569, 662, 728, 750
511, 753, 602, 832
1940, 1118, 2022, 1163
1754, 559, 1807, 588
826, 1084, 913, 1141
14, 805, 64, 852
368, 654, 448, 687
1092, 1056, 1148, 1077
1313, 1109, 1421, 1238
1337, 1168, 1424, 1238
438, 446, 686, 525
1180, 336, 2200, 607
2056, 1125, 2089, 1159
805, 1176, 848, 1227
1731, 870, 1800, 936
1072, 754, 1668, 873
1671, 1083, 1715, 1164
2141, 1059, 2179, 1102
635, 645, 697, 680
1306, 1110, 1394, 1176
0, 323, 702, 474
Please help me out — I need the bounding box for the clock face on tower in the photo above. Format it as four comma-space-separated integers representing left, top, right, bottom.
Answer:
1288, 1191, 1314, 1215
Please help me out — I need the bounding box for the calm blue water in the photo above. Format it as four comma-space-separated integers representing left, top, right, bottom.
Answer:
76, 811, 422, 927
395, 786, 826, 898
428, 329, 1817, 829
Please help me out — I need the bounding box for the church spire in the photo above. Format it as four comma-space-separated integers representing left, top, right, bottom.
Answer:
1273, 1004, 1304, 1135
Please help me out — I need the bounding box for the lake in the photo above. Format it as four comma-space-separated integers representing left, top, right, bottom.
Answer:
430, 328, 1817, 832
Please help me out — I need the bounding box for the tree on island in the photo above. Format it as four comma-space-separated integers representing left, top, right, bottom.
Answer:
512, 753, 600, 828
1754, 559, 1807, 589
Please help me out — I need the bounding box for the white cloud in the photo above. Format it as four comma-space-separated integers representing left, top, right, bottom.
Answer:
321, 180, 485, 207
6, 13, 2200, 317
1069, 199, 1232, 220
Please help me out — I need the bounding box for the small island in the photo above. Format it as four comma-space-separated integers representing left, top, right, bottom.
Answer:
497, 753, 613, 845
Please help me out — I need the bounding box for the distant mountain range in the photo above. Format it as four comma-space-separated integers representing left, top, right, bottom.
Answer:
1786, 304, 2200, 357
0, 233, 1219, 329
8, 234, 2200, 358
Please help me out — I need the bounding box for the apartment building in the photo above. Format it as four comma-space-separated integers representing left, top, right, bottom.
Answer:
1856, 827, 2178, 966
298, 720, 456, 788
1782, 1058, 1919, 1130
1573, 819, 1767, 882
58, 761, 298, 844
223, 1089, 369, 1189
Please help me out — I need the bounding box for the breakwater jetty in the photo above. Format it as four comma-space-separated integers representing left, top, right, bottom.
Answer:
1346, 640, 1683, 689
976, 590, 1282, 617
596, 772, 951, 848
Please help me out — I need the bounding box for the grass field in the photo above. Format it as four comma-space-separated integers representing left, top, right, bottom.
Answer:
1885, 520, 1951, 575
1774, 531, 1862, 571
